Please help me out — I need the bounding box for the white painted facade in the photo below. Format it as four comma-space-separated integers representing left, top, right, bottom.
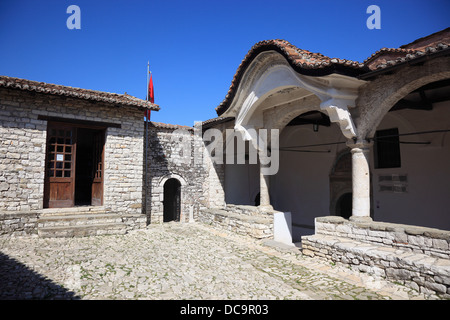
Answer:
219, 43, 450, 241
371, 100, 450, 230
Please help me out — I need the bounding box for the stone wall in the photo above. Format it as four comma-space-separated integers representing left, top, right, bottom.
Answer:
302, 216, 450, 298
312, 216, 450, 259
0, 211, 39, 237
0, 88, 145, 234
146, 123, 207, 223
197, 204, 273, 239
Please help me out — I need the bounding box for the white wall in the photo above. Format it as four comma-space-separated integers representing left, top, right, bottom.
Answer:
225, 162, 259, 206
224, 100, 450, 241
370, 100, 450, 230
271, 123, 347, 241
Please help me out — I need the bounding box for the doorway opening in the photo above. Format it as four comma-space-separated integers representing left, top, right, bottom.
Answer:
75, 128, 105, 206
44, 122, 105, 208
163, 178, 181, 222
336, 192, 352, 219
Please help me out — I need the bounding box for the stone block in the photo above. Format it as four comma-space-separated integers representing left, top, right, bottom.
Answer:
273, 211, 293, 246
432, 238, 449, 251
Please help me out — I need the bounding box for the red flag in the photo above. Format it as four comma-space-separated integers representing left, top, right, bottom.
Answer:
145, 72, 154, 121
148, 73, 154, 104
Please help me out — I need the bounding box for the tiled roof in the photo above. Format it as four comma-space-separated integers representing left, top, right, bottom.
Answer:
215, 39, 367, 115
201, 116, 234, 128
0, 76, 160, 111
363, 43, 449, 71
215, 28, 450, 116
149, 121, 193, 131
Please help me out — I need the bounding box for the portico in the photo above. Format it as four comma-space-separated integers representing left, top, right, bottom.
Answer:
204, 28, 450, 297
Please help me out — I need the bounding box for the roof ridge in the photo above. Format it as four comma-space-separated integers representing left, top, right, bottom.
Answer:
363, 47, 419, 64
0, 75, 159, 111
400, 27, 450, 49
149, 121, 194, 130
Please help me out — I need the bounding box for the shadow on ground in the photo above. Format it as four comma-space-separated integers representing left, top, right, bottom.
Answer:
0, 252, 80, 300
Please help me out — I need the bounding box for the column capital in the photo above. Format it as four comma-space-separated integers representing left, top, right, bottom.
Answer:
346, 139, 373, 150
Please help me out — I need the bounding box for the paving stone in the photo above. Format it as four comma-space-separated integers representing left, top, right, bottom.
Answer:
0, 222, 434, 300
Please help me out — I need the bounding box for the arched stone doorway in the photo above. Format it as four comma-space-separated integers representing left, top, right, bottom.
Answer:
163, 178, 181, 222
329, 151, 352, 217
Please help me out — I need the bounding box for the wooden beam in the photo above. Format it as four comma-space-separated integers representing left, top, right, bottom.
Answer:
37, 115, 121, 128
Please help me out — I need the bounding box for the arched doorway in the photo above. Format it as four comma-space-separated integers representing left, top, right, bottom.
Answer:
329, 151, 352, 217
336, 192, 352, 219
163, 178, 181, 222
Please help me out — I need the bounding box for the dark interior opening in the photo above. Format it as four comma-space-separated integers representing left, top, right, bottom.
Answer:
74, 128, 97, 206
163, 178, 181, 222
336, 193, 352, 220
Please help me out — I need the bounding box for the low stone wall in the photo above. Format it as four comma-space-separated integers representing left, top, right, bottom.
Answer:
302, 216, 450, 298
0, 211, 40, 237
314, 216, 450, 259
198, 205, 273, 239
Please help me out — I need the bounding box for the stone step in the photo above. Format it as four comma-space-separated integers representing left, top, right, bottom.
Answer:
38, 209, 128, 238
38, 213, 122, 228
41, 206, 107, 217
38, 223, 127, 238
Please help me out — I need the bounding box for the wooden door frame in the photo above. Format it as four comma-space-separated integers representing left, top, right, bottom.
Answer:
91, 130, 105, 206
44, 123, 77, 208
44, 120, 107, 208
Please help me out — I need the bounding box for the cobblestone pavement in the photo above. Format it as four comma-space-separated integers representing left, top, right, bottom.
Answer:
0, 222, 437, 300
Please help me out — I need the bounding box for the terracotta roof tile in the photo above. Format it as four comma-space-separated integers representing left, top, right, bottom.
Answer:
201, 116, 234, 128
215, 28, 450, 116
215, 39, 368, 115
149, 121, 193, 131
363, 43, 449, 72
0, 76, 159, 111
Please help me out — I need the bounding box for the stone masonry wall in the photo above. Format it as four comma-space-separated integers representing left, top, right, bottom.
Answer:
0, 88, 145, 234
147, 123, 207, 223
313, 216, 450, 259
197, 204, 273, 239
302, 216, 450, 298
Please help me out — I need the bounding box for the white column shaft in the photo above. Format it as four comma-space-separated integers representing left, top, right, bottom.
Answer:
349, 141, 372, 220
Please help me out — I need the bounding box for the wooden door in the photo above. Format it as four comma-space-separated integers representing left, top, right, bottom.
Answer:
91, 130, 105, 206
44, 124, 77, 208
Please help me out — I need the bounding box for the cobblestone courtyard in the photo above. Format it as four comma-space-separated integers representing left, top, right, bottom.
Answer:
0, 222, 437, 300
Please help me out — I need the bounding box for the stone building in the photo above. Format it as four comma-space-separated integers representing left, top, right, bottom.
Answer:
0, 27, 449, 297
200, 27, 450, 297
0, 76, 159, 237
146, 122, 207, 224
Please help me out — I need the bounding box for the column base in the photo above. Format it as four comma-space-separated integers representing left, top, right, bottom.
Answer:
258, 205, 274, 213
349, 216, 373, 223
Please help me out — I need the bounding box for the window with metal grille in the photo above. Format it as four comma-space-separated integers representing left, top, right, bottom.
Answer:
374, 128, 401, 169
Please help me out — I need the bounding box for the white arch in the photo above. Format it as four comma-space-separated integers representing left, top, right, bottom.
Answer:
221, 51, 364, 141
356, 56, 450, 139
158, 173, 187, 188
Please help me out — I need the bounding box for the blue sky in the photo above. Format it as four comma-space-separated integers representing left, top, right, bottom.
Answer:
0, 0, 448, 126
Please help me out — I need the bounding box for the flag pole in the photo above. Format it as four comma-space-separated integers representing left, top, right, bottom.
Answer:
144, 61, 150, 222
146, 61, 149, 102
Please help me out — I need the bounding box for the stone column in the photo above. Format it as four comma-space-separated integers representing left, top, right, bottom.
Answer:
259, 153, 273, 212
347, 139, 372, 222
